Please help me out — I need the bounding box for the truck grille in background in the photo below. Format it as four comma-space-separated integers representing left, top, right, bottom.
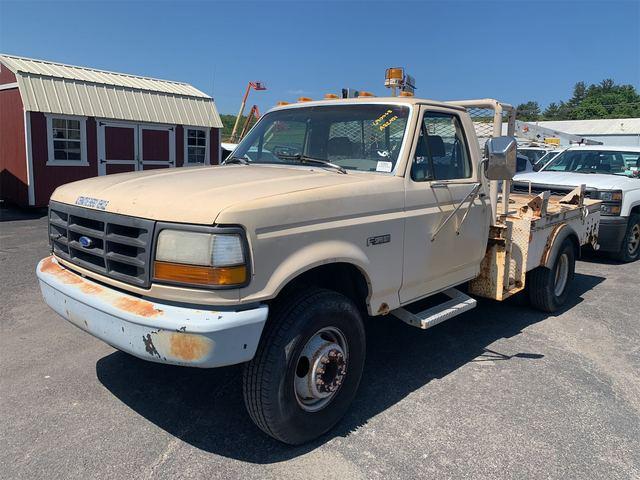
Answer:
512, 183, 597, 199
48, 201, 154, 288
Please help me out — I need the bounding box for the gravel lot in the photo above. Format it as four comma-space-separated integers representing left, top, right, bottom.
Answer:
1, 206, 639, 480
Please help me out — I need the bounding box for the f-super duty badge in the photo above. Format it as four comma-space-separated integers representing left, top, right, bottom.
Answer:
75, 196, 109, 210
367, 234, 390, 247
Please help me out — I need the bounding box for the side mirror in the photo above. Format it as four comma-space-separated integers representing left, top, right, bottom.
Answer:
484, 136, 517, 180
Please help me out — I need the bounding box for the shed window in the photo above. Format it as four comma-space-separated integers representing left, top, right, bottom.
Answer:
46, 115, 88, 166
184, 128, 209, 165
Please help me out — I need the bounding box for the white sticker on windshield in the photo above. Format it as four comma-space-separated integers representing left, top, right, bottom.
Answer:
376, 161, 392, 173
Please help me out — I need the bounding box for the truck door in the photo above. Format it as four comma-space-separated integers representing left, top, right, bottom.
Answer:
400, 107, 490, 304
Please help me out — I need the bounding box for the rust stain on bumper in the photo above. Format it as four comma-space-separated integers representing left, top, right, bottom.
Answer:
169, 333, 210, 361
41, 256, 103, 295
40, 256, 83, 286
113, 297, 163, 318
41, 256, 162, 317
141, 331, 212, 362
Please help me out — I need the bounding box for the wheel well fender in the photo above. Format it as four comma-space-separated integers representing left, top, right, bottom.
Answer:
542, 223, 580, 269
265, 241, 373, 311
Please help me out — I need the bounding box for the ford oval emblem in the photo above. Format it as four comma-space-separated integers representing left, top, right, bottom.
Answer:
78, 236, 93, 248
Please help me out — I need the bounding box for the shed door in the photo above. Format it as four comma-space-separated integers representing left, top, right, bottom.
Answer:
98, 122, 176, 175
140, 125, 175, 170
98, 122, 138, 175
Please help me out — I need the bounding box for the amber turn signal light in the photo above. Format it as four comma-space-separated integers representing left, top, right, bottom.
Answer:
154, 261, 247, 286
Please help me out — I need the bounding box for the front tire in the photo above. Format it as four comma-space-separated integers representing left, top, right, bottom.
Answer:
242, 288, 366, 445
528, 238, 576, 312
613, 214, 640, 263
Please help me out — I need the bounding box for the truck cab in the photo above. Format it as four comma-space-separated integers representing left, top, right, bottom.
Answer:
514, 145, 640, 262
37, 96, 600, 444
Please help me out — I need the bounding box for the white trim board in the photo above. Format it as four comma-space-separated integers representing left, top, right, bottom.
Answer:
45, 113, 89, 167
24, 110, 35, 206
183, 126, 210, 166
0, 82, 18, 91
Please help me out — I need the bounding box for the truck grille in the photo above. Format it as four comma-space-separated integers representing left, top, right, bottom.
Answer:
48, 201, 155, 288
512, 182, 597, 198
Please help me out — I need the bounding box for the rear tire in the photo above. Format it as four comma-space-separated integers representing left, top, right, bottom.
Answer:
528, 238, 576, 312
242, 288, 366, 445
613, 214, 640, 263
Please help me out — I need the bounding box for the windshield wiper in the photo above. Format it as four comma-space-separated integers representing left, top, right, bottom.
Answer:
223, 156, 249, 165
277, 154, 347, 174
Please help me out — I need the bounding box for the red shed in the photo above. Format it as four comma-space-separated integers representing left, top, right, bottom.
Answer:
0, 54, 223, 207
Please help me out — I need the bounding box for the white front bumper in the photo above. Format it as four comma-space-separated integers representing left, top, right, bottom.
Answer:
36, 256, 268, 368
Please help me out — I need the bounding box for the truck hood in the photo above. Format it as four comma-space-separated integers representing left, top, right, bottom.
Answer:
51, 165, 372, 224
513, 171, 640, 191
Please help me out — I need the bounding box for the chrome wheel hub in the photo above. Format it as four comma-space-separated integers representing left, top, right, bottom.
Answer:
294, 327, 348, 412
628, 224, 640, 255
554, 253, 569, 297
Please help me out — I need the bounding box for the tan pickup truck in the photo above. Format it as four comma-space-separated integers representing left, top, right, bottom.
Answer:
37, 97, 600, 444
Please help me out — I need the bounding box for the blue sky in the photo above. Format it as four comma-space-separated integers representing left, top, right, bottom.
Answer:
1, 0, 638, 114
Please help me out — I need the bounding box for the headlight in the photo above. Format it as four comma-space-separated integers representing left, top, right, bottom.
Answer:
596, 190, 623, 216
598, 190, 623, 202
600, 204, 621, 216
154, 229, 248, 287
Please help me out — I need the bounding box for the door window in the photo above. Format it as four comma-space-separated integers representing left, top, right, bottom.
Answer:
411, 112, 471, 181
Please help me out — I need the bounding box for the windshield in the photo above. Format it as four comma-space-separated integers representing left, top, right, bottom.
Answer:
542, 149, 640, 177
519, 148, 549, 164
232, 104, 411, 173
533, 150, 561, 171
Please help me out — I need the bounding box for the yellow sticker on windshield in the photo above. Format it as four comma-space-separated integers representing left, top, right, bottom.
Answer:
379, 116, 398, 131
373, 110, 392, 125
373, 109, 398, 131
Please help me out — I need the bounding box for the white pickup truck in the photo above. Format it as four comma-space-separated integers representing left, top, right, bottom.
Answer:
514, 145, 640, 262
37, 97, 600, 444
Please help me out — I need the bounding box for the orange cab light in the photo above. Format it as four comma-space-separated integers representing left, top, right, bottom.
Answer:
386, 67, 404, 80
358, 91, 374, 97
276, 101, 290, 106
154, 261, 247, 286
324, 93, 339, 99
399, 91, 414, 97
298, 97, 313, 102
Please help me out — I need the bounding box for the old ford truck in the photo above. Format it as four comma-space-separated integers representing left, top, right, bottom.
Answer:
37, 97, 600, 444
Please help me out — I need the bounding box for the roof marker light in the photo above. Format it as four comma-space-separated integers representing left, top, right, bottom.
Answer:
298, 97, 313, 102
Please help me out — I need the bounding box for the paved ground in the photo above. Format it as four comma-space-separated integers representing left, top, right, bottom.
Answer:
1, 206, 639, 480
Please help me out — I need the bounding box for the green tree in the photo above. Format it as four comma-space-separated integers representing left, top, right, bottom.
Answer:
516, 101, 541, 121
542, 80, 640, 120
569, 81, 587, 106
543, 102, 561, 120
219, 114, 257, 142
